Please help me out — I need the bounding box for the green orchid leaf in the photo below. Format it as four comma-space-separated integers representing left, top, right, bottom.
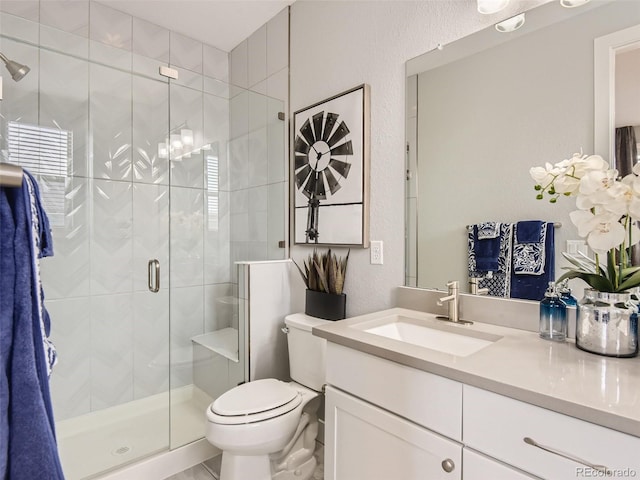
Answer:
616, 269, 640, 292
557, 271, 615, 292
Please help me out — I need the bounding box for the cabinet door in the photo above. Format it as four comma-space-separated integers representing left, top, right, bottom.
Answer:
325, 385, 461, 480
463, 448, 539, 480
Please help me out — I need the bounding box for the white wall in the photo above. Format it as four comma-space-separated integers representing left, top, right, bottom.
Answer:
289, 0, 548, 316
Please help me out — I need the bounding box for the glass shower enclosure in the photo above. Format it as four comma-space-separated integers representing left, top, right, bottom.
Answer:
0, 6, 285, 479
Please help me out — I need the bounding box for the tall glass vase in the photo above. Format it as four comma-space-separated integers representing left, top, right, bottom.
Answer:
576, 289, 639, 357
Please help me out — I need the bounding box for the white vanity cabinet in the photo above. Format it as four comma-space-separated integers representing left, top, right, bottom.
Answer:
324, 342, 640, 480
324, 343, 463, 480
463, 385, 640, 480
463, 449, 537, 480
325, 386, 462, 480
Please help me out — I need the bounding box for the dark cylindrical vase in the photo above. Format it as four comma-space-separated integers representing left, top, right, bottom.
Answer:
305, 289, 346, 321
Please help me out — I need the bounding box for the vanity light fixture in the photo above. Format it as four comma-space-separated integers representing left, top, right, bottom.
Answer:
560, 0, 590, 8
495, 13, 526, 33
477, 0, 510, 15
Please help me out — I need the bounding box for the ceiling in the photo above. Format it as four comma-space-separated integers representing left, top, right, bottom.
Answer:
99, 0, 293, 52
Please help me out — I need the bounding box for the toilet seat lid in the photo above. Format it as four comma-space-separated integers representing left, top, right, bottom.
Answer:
212, 379, 298, 416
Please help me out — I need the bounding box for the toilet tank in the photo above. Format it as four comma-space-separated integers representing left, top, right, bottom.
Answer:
285, 313, 331, 391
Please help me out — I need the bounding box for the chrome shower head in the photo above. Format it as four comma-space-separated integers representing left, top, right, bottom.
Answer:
0, 52, 30, 81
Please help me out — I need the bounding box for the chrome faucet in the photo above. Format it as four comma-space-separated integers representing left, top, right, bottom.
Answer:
437, 281, 472, 325
469, 277, 489, 296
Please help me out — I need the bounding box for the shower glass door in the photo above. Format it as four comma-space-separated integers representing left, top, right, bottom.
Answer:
1, 5, 286, 477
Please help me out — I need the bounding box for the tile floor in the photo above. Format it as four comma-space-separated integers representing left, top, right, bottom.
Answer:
164, 444, 325, 480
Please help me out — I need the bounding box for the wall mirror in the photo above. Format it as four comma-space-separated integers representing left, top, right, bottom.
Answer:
405, 0, 640, 299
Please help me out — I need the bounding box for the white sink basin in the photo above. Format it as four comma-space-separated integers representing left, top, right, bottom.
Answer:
353, 313, 501, 357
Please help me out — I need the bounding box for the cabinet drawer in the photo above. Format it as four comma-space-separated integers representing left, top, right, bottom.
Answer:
463, 385, 640, 479
326, 343, 462, 440
463, 448, 538, 480
325, 385, 462, 480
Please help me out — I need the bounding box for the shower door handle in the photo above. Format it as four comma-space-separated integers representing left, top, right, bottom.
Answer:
148, 259, 160, 293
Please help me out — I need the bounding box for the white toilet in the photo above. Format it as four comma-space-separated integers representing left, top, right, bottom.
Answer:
205, 313, 330, 480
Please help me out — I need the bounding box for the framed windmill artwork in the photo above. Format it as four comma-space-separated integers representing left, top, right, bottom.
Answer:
292, 84, 370, 247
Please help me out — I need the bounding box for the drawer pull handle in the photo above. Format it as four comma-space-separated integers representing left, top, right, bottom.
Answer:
441, 458, 455, 473
523, 437, 608, 473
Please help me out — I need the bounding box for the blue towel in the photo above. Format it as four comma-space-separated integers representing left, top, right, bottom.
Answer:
0, 177, 65, 479
468, 223, 514, 297
473, 224, 501, 272
513, 221, 547, 275
515, 220, 544, 243
510, 222, 555, 301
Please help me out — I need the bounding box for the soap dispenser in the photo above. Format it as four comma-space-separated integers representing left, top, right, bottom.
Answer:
557, 279, 577, 307
539, 281, 567, 342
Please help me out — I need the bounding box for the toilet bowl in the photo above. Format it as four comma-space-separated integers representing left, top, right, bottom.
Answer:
205, 314, 329, 480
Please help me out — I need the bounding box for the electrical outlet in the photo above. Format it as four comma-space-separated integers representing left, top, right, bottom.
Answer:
370, 240, 383, 265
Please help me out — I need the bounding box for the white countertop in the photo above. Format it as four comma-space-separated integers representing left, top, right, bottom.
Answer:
312, 307, 640, 438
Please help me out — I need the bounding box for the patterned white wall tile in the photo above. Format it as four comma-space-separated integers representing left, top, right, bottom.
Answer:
133, 75, 169, 185
91, 293, 134, 410
40, 24, 89, 59
204, 190, 231, 285
193, 346, 229, 400
267, 67, 288, 103
0, 1, 38, 21
204, 283, 235, 332
230, 213, 249, 242
48, 296, 92, 420
204, 93, 229, 189
0, 39, 39, 127
40, 0, 89, 37
247, 241, 268, 261
247, 24, 267, 88
90, 1, 132, 51
170, 84, 204, 189
40, 176, 91, 299
230, 188, 248, 215
40, 49, 89, 178
230, 40, 248, 89
267, 182, 286, 260
90, 63, 132, 181
170, 186, 204, 287
267, 96, 286, 183
170, 31, 203, 73
267, 7, 288, 77
132, 17, 169, 62
132, 183, 169, 292
228, 135, 249, 191
90, 179, 133, 295
229, 89, 249, 139
248, 90, 268, 132
248, 188, 268, 242
171, 66, 203, 91
132, 53, 166, 80
204, 77, 230, 99
203, 44, 228, 83
89, 39, 132, 70
170, 286, 204, 387
133, 290, 169, 399
248, 127, 268, 187
0, 11, 39, 43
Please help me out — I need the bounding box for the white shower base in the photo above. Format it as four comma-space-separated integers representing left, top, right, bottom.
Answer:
57, 385, 213, 480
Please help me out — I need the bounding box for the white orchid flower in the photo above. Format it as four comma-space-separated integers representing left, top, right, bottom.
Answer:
600, 175, 640, 221
530, 163, 561, 186
569, 209, 626, 255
